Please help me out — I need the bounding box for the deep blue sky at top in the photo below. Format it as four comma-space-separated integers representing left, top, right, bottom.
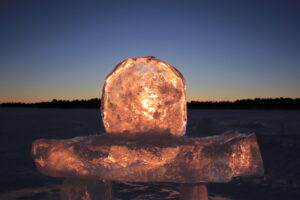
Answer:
0, 0, 299, 102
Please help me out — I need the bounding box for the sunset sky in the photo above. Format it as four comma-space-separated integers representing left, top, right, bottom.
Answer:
0, 0, 299, 103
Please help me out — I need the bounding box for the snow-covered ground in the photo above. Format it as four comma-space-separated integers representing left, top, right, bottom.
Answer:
0, 108, 299, 199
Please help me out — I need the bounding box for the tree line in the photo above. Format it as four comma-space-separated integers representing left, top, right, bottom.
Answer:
1, 97, 299, 109
188, 98, 300, 109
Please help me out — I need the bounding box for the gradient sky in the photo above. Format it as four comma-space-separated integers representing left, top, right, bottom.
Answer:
0, 0, 299, 103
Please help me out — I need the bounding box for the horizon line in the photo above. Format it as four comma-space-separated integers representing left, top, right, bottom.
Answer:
1, 97, 299, 104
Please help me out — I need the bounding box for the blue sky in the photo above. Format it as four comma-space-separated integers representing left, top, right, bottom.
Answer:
0, 0, 299, 102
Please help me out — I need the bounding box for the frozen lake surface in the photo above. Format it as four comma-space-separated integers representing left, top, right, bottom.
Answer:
0, 108, 299, 199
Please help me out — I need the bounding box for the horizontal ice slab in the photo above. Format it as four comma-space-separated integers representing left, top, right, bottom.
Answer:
32, 131, 263, 183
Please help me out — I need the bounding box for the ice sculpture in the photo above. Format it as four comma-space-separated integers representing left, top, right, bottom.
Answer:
32, 57, 264, 200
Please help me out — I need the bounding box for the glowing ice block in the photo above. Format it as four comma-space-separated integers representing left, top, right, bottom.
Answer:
31, 57, 264, 199
101, 56, 186, 135
32, 131, 264, 183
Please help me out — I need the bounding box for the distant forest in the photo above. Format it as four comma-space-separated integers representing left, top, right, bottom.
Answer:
1, 98, 299, 110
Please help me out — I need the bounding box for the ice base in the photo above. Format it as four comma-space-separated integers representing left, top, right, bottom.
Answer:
32, 131, 263, 183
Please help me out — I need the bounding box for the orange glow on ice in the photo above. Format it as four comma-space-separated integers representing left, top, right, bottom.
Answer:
101, 56, 187, 135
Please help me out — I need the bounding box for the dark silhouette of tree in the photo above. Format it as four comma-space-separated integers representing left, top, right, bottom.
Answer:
187, 98, 300, 110
1, 98, 101, 109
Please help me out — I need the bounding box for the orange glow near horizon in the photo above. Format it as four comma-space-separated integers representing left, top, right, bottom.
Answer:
1, 94, 299, 104
1, 82, 299, 104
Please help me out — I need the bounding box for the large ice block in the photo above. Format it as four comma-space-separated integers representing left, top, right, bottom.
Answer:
101, 56, 187, 135
32, 131, 264, 183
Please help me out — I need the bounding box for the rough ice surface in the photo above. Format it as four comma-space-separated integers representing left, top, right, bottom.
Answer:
101, 56, 186, 136
32, 131, 264, 183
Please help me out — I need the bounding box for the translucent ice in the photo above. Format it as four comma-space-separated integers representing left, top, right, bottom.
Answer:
101, 56, 186, 135
32, 131, 264, 183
